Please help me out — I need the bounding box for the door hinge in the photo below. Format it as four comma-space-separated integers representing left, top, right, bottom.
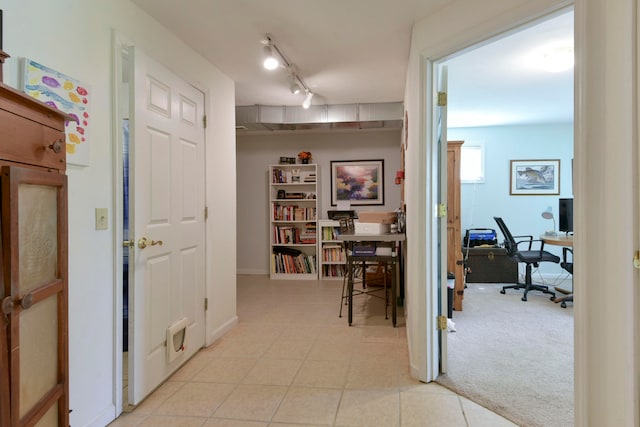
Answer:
437, 315, 447, 330
437, 92, 447, 107
205, 206, 209, 220
437, 203, 447, 218
634, 250, 640, 269
203, 115, 207, 128
204, 298, 208, 311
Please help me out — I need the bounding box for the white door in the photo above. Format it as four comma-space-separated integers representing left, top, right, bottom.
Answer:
128, 47, 206, 405
436, 64, 449, 374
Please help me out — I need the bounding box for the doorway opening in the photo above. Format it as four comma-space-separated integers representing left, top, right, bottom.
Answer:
436, 8, 575, 426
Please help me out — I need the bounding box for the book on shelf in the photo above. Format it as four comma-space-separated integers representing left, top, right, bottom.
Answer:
300, 222, 317, 244
271, 251, 317, 274
273, 204, 316, 221
323, 245, 344, 262
272, 168, 286, 183
323, 264, 345, 278
322, 226, 341, 240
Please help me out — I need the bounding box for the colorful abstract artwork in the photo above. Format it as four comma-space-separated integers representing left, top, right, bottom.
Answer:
22, 58, 91, 166
330, 160, 385, 206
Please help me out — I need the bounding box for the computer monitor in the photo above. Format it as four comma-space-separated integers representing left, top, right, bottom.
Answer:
558, 198, 573, 234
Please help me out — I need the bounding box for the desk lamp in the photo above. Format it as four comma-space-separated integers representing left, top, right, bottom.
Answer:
541, 206, 557, 235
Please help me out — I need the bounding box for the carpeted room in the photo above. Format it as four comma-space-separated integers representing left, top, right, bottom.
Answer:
438, 279, 574, 427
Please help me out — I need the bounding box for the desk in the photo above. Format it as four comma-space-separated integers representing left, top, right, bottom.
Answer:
541, 234, 573, 306
540, 234, 573, 247
337, 232, 405, 327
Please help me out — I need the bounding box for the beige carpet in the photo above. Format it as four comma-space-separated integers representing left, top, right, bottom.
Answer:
437, 282, 574, 427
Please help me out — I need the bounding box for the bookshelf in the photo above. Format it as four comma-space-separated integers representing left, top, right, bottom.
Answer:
318, 220, 347, 280
269, 164, 318, 279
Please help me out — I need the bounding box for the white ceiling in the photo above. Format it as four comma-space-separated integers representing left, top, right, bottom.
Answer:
131, 0, 573, 128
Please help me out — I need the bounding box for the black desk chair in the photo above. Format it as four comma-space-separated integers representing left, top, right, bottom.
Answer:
493, 217, 560, 301
555, 247, 573, 308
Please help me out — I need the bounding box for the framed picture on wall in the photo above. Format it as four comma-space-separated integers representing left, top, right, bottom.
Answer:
331, 159, 384, 205
510, 159, 560, 195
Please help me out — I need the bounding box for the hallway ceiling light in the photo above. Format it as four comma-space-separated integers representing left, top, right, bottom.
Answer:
260, 33, 315, 108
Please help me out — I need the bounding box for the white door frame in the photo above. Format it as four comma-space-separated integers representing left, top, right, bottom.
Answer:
420, 6, 577, 382
111, 31, 129, 415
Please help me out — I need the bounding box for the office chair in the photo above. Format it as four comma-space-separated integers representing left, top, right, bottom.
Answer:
493, 217, 560, 301
555, 247, 573, 308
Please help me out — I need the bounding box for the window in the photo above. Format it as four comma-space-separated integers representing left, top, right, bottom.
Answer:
460, 144, 484, 183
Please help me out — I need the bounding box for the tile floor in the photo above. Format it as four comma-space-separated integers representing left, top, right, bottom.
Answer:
110, 274, 516, 427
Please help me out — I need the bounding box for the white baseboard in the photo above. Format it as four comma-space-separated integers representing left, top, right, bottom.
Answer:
206, 315, 238, 347
237, 268, 268, 275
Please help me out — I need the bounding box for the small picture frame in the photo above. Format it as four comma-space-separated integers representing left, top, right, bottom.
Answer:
510, 159, 560, 195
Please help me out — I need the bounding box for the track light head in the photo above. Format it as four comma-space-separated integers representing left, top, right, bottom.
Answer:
263, 45, 279, 70
302, 90, 314, 109
289, 73, 301, 94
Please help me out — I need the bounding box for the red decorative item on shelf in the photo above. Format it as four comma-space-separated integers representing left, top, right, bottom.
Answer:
298, 151, 312, 164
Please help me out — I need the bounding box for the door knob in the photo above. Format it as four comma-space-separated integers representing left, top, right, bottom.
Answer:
138, 237, 164, 249
1, 296, 14, 315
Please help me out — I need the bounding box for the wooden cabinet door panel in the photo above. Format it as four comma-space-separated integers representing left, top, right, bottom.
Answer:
1, 165, 68, 427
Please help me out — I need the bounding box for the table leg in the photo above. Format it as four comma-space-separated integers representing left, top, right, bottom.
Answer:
348, 255, 353, 326
392, 261, 397, 327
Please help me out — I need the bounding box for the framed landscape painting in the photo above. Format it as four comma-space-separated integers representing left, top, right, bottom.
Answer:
331, 159, 384, 205
510, 159, 560, 195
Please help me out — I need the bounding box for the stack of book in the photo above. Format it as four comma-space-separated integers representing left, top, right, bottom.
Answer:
300, 222, 317, 244
304, 172, 316, 183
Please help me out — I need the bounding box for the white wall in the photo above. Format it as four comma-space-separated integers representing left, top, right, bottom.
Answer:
449, 123, 573, 272
237, 129, 402, 274
2, 1, 236, 426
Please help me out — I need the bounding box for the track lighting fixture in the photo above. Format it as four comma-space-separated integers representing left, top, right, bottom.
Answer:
302, 90, 314, 109
289, 78, 301, 95
289, 70, 301, 94
261, 33, 314, 108
263, 45, 279, 70
290, 82, 301, 95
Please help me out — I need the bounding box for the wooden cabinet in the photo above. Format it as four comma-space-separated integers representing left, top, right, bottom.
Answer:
447, 141, 464, 311
0, 82, 70, 426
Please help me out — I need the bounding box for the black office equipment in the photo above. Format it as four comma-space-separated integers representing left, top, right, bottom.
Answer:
463, 228, 497, 247
558, 198, 573, 234
493, 217, 560, 301
328, 210, 356, 220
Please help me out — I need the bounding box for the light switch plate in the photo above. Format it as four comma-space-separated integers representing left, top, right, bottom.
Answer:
95, 208, 108, 230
